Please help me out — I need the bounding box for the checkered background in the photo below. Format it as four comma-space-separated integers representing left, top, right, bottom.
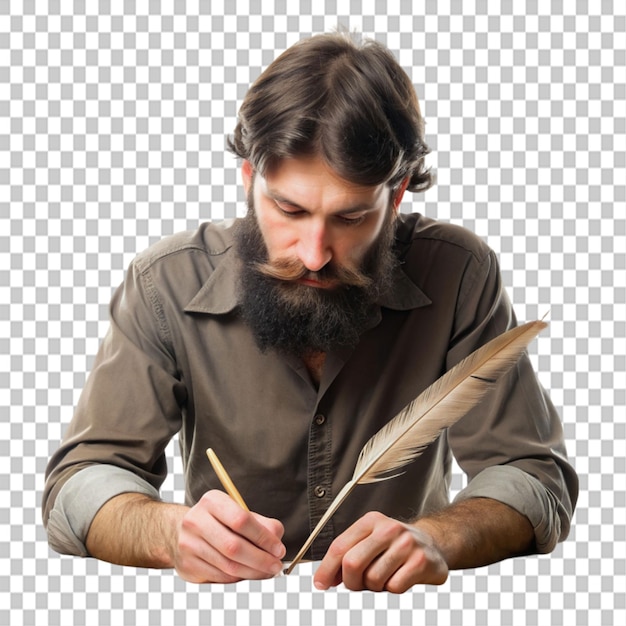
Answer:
1, 1, 624, 625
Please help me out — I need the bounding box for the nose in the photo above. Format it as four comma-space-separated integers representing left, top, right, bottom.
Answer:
296, 221, 332, 272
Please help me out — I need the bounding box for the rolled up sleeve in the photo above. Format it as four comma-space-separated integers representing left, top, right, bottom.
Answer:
42, 256, 187, 548
447, 249, 578, 553
46, 465, 160, 557
454, 465, 566, 553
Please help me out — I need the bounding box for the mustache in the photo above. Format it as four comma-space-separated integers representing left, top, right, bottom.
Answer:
253, 257, 373, 290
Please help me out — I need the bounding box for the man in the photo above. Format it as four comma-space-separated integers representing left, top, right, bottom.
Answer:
43, 32, 577, 593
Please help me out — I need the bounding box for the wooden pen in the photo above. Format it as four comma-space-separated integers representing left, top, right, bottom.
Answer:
206, 448, 249, 511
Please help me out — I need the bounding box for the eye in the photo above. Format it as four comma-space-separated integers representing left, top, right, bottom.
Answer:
337, 213, 366, 226
275, 201, 304, 217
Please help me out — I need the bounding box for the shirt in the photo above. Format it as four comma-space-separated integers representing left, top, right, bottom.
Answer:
43, 213, 578, 561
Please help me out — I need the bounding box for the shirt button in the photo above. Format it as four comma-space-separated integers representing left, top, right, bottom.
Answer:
314, 414, 326, 426
314, 485, 326, 498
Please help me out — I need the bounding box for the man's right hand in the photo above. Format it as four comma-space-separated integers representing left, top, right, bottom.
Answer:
85, 490, 285, 584
174, 490, 286, 583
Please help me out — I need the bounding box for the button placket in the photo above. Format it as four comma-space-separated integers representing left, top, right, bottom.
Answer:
307, 408, 334, 559
313, 417, 328, 497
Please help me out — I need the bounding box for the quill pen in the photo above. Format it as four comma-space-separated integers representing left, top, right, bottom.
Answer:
284, 319, 547, 574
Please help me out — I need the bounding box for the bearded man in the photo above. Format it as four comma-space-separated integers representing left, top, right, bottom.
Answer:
43, 32, 577, 593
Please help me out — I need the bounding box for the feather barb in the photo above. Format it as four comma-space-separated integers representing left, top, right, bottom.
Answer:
284, 319, 547, 574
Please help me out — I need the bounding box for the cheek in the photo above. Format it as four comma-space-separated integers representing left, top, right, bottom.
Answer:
340, 216, 389, 264
254, 201, 295, 259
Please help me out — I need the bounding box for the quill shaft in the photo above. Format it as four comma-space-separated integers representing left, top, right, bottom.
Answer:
284, 480, 357, 575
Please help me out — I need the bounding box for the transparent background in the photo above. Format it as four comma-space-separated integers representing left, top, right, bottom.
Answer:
1, 1, 624, 625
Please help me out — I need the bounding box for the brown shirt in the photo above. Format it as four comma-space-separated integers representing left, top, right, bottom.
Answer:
43, 214, 578, 560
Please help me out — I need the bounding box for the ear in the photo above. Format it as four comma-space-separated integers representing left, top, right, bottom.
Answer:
241, 160, 254, 195
392, 177, 410, 212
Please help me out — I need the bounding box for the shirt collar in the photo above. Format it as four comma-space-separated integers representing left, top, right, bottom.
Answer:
184, 221, 431, 315
184, 245, 241, 314
378, 265, 431, 310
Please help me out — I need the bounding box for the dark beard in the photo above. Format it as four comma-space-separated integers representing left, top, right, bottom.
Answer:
233, 201, 399, 357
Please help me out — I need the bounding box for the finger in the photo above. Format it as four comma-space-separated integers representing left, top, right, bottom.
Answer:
339, 517, 407, 591
364, 526, 449, 592
314, 514, 378, 590
382, 542, 449, 592
183, 492, 285, 578
253, 512, 286, 542
360, 531, 419, 592
206, 491, 286, 560
177, 533, 274, 583
175, 545, 241, 584
176, 538, 281, 584
356, 523, 449, 592
208, 514, 284, 576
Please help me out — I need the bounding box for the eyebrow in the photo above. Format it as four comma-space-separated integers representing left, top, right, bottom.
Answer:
266, 188, 377, 216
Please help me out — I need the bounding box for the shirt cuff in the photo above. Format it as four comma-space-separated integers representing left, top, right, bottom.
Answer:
45, 465, 161, 557
453, 465, 562, 554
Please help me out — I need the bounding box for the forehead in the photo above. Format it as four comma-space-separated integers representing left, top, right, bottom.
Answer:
259, 155, 391, 212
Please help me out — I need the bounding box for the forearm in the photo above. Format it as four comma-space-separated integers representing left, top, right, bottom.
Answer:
413, 497, 535, 570
85, 493, 189, 569
311, 496, 536, 592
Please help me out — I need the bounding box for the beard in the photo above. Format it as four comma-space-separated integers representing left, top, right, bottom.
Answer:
233, 193, 399, 357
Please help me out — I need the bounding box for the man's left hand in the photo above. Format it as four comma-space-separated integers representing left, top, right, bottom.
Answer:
313, 511, 448, 593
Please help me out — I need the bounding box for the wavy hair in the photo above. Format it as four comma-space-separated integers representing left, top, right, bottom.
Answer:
227, 32, 433, 193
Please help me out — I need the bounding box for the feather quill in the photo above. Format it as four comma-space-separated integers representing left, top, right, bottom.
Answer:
284, 319, 547, 574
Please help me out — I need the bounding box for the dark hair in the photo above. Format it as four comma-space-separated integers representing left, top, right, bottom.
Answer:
227, 32, 433, 193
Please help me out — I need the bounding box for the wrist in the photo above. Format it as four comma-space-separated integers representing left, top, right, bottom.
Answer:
411, 517, 457, 567
147, 500, 189, 568
412, 498, 535, 571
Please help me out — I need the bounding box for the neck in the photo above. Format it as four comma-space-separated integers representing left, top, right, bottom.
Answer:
301, 350, 326, 387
